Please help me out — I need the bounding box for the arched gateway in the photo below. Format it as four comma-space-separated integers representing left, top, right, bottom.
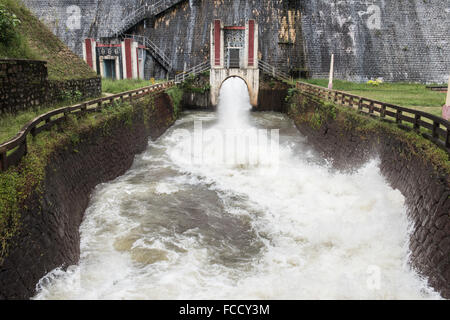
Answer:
210, 20, 259, 107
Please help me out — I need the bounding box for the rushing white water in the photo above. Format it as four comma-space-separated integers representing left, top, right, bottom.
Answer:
34, 78, 441, 300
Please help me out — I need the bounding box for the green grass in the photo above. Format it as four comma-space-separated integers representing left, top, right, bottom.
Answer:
288, 92, 450, 176
299, 78, 447, 117
102, 79, 162, 94
0, 97, 97, 144
0, 0, 96, 80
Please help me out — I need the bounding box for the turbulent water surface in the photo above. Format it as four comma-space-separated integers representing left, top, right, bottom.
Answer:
34, 78, 441, 300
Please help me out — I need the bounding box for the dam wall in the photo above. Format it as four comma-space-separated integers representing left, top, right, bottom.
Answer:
300, 0, 450, 83
22, 0, 450, 83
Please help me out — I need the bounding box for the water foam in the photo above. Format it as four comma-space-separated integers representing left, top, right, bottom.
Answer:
33, 77, 441, 300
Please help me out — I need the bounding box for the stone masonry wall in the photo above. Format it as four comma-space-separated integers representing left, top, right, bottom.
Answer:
289, 92, 450, 298
0, 59, 48, 114
23, 0, 449, 83
23, 0, 306, 77
0, 59, 101, 115
300, 0, 450, 83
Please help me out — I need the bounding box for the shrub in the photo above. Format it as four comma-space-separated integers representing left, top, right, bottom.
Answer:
0, 4, 21, 44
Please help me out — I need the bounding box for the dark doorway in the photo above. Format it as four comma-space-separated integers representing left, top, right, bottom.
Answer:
104, 59, 116, 79
228, 49, 240, 69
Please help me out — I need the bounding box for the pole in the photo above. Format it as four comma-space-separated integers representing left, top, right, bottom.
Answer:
443, 74, 450, 120
328, 54, 334, 90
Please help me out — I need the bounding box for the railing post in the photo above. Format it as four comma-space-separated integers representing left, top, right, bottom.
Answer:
396, 109, 402, 124
432, 121, 439, 138
369, 101, 374, 114
414, 114, 420, 130
380, 104, 386, 118
0, 151, 7, 172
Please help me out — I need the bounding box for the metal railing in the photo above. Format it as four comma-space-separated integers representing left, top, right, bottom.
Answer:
258, 60, 293, 83
296, 81, 450, 152
175, 61, 211, 83
110, 0, 186, 37
123, 34, 173, 71
0, 82, 175, 172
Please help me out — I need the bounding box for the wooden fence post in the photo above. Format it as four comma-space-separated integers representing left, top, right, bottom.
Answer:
432, 121, 439, 138
414, 114, 421, 130
396, 109, 402, 124
380, 104, 386, 118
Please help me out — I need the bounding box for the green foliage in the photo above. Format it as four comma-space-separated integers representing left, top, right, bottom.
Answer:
285, 87, 299, 102
269, 80, 276, 89
0, 133, 47, 264
179, 72, 210, 94
166, 86, 183, 118
59, 89, 82, 103
0, 3, 20, 43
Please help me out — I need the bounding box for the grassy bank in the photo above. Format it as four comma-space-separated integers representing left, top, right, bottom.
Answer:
299, 79, 446, 117
288, 91, 450, 174
102, 79, 163, 94
0, 95, 159, 262
0, 0, 96, 80
0, 79, 171, 146
0, 95, 103, 144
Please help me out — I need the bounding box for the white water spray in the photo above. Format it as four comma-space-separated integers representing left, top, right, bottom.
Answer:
33, 77, 441, 300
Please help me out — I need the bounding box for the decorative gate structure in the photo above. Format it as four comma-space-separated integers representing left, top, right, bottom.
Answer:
210, 19, 260, 107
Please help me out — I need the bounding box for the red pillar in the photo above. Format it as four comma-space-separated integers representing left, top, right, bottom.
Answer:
214, 20, 221, 66
85, 39, 94, 69
248, 20, 255, 66
124, 38, 133, 79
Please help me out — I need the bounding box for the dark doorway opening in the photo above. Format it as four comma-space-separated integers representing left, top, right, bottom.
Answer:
104, 59, 116, 79
228, 49, 240, 69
